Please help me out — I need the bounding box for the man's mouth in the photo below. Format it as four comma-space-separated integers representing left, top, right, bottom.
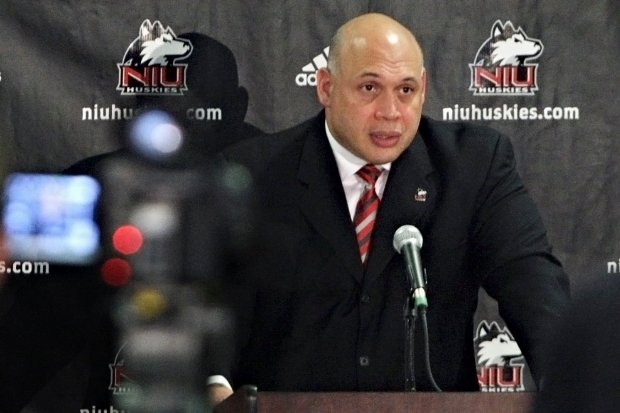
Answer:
370, 132, 400, 148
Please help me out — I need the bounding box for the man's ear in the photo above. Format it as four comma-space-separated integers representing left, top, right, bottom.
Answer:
420, 67, 427, 104
316, 68, 333, 107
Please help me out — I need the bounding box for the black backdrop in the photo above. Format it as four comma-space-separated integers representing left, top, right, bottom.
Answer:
1, 1, 618, 410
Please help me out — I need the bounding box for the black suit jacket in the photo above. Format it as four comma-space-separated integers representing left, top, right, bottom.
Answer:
222, 112, 569, 392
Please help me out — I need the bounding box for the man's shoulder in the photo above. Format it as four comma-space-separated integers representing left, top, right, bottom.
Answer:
419, 116, 513, 165
221, 114, 321, 173
420, 116, 505, 149
63, 148, 128, 176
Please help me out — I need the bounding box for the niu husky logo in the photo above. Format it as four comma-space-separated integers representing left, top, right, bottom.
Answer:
117, 19, 193, 95
108, 343, 136, 395
469, 20, 543, 96
475, 321, 525, 392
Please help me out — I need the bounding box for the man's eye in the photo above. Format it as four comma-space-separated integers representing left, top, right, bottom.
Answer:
402, 86, 412, 94
363, 84, 375, 92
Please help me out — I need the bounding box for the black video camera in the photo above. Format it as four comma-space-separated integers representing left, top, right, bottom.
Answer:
2, 108, 254, 413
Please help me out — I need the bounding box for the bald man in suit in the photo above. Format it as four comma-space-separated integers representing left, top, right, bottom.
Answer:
211, 13, 569, 404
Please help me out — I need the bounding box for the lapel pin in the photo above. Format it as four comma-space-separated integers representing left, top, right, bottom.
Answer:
414, 188, 427, 202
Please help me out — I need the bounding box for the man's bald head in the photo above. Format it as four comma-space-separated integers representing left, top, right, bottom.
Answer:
327, 13, 424, 75
316, 13, 428, 165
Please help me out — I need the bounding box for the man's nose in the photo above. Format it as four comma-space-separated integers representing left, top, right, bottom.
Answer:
374, 92, 400, 120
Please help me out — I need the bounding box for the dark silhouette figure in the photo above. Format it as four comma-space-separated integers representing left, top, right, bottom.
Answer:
533, 276, 620, 413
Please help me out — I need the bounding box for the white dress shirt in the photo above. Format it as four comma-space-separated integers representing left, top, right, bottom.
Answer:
324, 122, 392, 219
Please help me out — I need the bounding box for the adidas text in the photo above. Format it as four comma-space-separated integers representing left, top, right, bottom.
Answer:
295, 72, 318, 86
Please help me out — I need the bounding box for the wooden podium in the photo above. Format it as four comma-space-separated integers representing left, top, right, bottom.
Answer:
215, 386, 534, 413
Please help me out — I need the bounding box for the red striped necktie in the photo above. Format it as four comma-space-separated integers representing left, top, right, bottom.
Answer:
354, 164, 383, 264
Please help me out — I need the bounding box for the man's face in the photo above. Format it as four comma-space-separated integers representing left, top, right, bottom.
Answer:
317, 35, 426, 164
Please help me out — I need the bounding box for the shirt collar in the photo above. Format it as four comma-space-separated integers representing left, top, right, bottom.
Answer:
324, 121, 391, 181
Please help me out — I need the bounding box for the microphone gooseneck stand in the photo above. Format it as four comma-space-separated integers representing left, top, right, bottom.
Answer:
403, 292, 417, 391
403, 288, 442, 392
394, 225, 441, 392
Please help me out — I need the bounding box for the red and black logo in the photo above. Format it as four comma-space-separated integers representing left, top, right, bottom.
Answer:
469, 20, 543, 96
108, 342, 135, 395
117, 19, 193, 96
475, 321, 525, 392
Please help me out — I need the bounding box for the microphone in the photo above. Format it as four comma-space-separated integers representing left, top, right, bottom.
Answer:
393, 225, 442, 392
393, 225, 427, 309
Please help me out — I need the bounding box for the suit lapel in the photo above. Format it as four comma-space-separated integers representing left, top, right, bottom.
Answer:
295, 116, 438, 286
365, 133, 438, 285
297, 117, 365, 283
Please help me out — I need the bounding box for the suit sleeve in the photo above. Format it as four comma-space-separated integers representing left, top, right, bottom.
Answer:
471, 134, 570, 386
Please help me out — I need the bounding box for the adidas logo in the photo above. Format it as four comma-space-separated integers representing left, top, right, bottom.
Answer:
295, 46, 330, 87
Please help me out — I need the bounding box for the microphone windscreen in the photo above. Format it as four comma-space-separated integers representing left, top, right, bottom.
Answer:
392, 225, 423, 252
